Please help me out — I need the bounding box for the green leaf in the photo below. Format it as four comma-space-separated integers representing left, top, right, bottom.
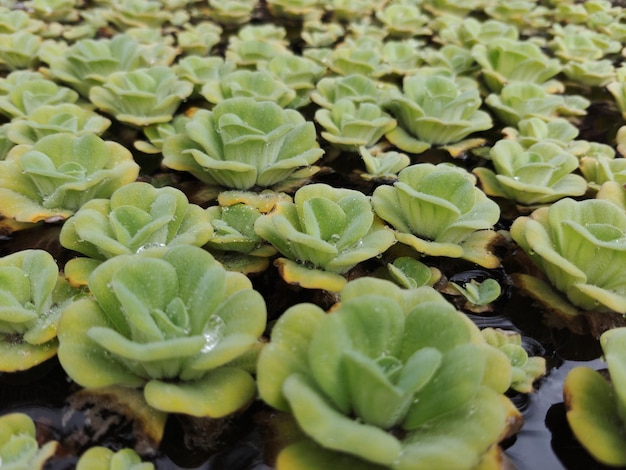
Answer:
144, 367, 256, 417
283, 374, 402, 466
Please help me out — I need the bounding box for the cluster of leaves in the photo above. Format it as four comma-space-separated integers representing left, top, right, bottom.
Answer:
2, 0, 626, 468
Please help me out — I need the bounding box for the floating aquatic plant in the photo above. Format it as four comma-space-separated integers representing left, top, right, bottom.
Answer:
449, 278, 502, 308
372, 163, 501, 268
325, 37, 390, 77
434, 16, 518, 48
103, 0, 172, 30
0, 249, 79, 372
225, 24, 290, 66
0, 31, 41, 71
358, 145, 410, 180
176, 21, 222, 56
383, 73, 492, 154
315, 98, 397, 151
375, 3, 431, 38
485, 82, 590, 127
45, 34, 177, 97
562, 59, 616, 88
203, 190, 285, 273
473, 140, 588, 206
0, 70, 79, 119
89, 66, 193, 127
0, 133, 139, 223
257, 54, 326, 109
162, 97, 324, 190
387, 256, 441, 289
381, 39, 424, 77
254, 183, 396, 291
311, 74, 384, 110
200, 69, 296, 108
471, 38, 562, 93
564, 327, 626, 466
257, 277, 521, 469
206, 0, 257, 25
510, 198, 626, 314
481, 327, 546, 393
60, 182, 214, 285
0, 7, 44, 34
25, 0, 79, 22
267, 0, 320, 19
501, 117, 585, 154
0, 412, 58, 469
301, 17, 344, 47
549, 23, 621, 62
6, 103, 111, 145
76, 446, 154, 470
608, 66, 626, 120
174, 56, 236, 98
57, 245, 267, 418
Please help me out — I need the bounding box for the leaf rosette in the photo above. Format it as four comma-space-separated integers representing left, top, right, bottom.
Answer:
0, 133, 139, 223
0, 250, 79, 372
473, 140, 588, 206
76, 446, 154, 470
162, 97, 324, 190
564, 327, 626, 466
372, 163, 501, 268
510, 198, 626, 313
315, 98, 397, 151
258, 277, 520, 469
6, 103, 111, 145
253, 183, 396, 291
46, 34, 176, 97
57, 245, 267, 417
471, 38, 562, 93
0, 413, 58, 469
89, 66, 193, 127
0, 71, 79, 119
383, 74, 492, 153
60, 182, 214, 285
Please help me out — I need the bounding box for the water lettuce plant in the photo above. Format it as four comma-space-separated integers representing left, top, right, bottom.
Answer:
0, 133, 139, 223
485, 82, 589, 126
311, 74, 383, 110
258, 277, 521, 469
89, 66, 194, 127
510, 198, 626, 315
199, 69, 296, 108
45, 34, 177, 97
481, 327, 546, 393
383, 73, 493, 154
564, 327, 626, 466
254, 183, 396, 291
372, 163, 501, 268
473, 140, 588, 206
471, 38, 562, 93
315, 98, 397, 151
162, 97, 324, 190
0, 412, 58, 469
76, 446, 154, 470
205, 191, 282, 273
0, 31, 41, 71
60, 182, 214, 285
0, 249, 79, 372
0, 71, 79, 119
6, 103, 111, 145
57, 245, 267, 418
359, 145, 410, 180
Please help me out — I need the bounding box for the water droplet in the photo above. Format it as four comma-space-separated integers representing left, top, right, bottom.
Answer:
201, 315, 225, 353
136, 243, 167, 253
